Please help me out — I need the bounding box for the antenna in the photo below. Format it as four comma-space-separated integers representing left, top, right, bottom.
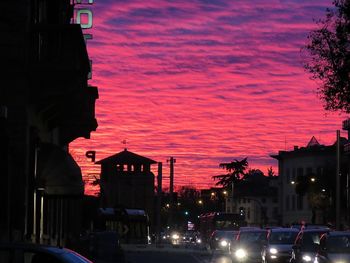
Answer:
285, 136, 287, 151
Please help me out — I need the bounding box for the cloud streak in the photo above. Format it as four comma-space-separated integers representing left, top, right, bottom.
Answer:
71, 0, 346, 195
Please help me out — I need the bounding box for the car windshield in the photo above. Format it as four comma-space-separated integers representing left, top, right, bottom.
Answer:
239, 232, 266, 243
216, 231, 236, 239
302, 232, 326, 251
327, 236, 350, 253
269, 231, 298, 244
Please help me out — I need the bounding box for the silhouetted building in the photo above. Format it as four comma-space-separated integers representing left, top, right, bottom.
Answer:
271, 136, 348, 225
0, 0, 98, 245
96, 149, 156, 230
225, 173, 279, 226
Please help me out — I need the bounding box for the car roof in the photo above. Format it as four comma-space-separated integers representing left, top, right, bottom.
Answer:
270, 228, 299, 233
324, 231, 350, 237
239, 229, 267, 233
301, 228, 330, 233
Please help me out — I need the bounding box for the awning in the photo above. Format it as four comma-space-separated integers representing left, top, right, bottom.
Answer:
36, 143, 84, 196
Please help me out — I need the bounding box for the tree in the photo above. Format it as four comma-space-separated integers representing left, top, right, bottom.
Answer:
212, 158, 248, 188
267, 166, 276, 177
304, 0, 350, 113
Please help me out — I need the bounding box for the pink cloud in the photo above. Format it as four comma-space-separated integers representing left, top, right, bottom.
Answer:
70, 0, 346, 195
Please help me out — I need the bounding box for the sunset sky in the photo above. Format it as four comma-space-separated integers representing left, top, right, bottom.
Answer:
71, 0, 348, 195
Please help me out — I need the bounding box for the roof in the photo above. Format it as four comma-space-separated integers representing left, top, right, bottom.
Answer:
271, 136, 348, 160
95, 149, 157, 165
307, 136, 320, 147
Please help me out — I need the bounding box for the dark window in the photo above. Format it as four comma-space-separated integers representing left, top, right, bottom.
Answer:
292, 168, 296, 180
297, 195, 303, 210
286, 168, 290, 184
292, 195, 296, 210
306, 167, 312, 175
261, 198, 266, 204
286, 195, 290, 211
297, 168, 303, 177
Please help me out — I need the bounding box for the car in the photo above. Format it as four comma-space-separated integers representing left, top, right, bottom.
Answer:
231, 228, 268, 263
261, 228, 299, 263
209, 230, 238, 252
0, 242, 93, 263
290, 228, 330, 263
314, 231, 350, 263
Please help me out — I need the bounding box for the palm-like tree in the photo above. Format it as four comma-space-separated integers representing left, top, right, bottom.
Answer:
213, 158, 248, 188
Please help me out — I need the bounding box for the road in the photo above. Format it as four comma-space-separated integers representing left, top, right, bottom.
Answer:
125, 248, 232, 263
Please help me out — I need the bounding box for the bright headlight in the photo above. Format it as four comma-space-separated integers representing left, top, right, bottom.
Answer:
302, 255, 312, 262
171, 234, 179, 240
196, 238, 202, 243
235, 248, 247, 259
220, 240, 228, 247
269, 248, 278, 254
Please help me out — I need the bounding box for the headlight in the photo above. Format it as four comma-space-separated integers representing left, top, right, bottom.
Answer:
220, 240, 228, 247
302, 255, 312, 262
269, 248, 278, 254
196, 238, 202, 243
171, 234, 179, 240
235, 248, 247, 259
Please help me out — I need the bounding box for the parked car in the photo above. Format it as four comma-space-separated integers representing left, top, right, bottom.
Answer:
209, 230, 238, 252
261, 228, 299, 263
0, 242, 93, 263
314, 231, 350, 263
231, 228, 268, 263
290, 228, 330, 263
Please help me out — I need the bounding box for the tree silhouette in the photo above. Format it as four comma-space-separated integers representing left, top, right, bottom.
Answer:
304, 0, 350, 113
213, 158, 248, 188
267, 166, 275, 177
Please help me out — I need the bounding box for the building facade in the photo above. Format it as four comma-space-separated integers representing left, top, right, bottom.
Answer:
96, 149, 156, 231
225, 175, 279, 226
1, 0, 98, 245
271, 136, 347, 226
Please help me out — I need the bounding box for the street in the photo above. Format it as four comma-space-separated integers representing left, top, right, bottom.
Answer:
125, 247, 232, 263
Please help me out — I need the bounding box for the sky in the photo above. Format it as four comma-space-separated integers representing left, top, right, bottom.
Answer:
70, 0, 348, 196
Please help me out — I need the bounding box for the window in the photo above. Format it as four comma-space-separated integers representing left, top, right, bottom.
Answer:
261, 198, 266, 204
292, 168, 296, 180
286, 195, 290, 211
297, 195, 303, 210
247, 208, 250, 220
286, 168, 290, 184
306, 167, 312, 175
297, 168, 303, 177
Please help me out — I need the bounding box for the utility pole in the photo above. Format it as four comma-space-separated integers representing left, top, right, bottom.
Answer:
167, 157, 176, 228
0, 106, 10, 241
336, 130, 341, 230
156, 162, 162, 244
